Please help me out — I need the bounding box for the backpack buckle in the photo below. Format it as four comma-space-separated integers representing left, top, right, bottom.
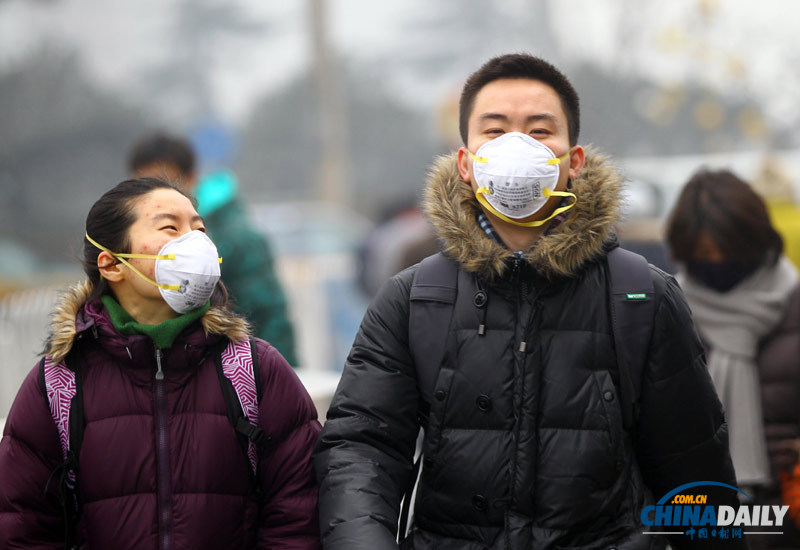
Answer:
235, 416, 269, 450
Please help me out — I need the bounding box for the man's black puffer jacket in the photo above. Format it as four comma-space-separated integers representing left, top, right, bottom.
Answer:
314, 152, 743, 550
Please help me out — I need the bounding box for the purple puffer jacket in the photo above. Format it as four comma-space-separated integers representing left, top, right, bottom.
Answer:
0, 282, 322, 550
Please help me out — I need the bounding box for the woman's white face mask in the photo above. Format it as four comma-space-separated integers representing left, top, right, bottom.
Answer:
87, 230, 222, 314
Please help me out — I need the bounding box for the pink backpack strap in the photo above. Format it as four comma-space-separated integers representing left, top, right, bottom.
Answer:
220, 338, 263, 476
41, 356, 78, 484
39, 355, 82, 550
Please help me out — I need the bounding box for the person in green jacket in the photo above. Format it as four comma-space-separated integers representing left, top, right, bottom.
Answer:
127, 132, 298, 366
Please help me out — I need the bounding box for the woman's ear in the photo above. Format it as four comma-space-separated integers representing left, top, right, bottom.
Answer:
97, 251, 124, 282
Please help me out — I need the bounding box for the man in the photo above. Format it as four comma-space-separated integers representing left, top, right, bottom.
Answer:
314, 55, 742, 549
128, 133, 298, 365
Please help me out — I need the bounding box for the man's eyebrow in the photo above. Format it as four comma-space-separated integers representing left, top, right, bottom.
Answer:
477, 112, 510, 123
476, 112, 559, 124
525, 113, 558, 124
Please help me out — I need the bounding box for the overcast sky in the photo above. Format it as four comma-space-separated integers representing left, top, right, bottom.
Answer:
1, 0, 798, 132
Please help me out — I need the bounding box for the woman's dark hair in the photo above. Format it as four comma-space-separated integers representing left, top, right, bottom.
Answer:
83, 177, 229, 305
666, 168, 783, 266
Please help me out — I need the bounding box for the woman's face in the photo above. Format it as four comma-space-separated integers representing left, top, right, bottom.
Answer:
114, 188, 206, 301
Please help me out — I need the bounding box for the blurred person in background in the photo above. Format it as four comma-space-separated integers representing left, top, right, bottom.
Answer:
357, 199, 439, 298
315, 53, 741, 550
0, 178, 320, 549
129, 132, 298, 365
616, 178, 677, 274
667, 168, 800, 549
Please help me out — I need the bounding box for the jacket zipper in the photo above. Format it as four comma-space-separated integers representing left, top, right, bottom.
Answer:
508, 257, 541, 515
154, 347, 171, 550
522, 299, 543, 517
508, 257, 524, 509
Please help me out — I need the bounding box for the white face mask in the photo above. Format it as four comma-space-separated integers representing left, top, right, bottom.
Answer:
86, 230, 222, 314
154, 231, 222, 313
469, 132, 577, 227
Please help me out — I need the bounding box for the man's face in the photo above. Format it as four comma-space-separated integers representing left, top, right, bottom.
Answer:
457, 78, 585, 223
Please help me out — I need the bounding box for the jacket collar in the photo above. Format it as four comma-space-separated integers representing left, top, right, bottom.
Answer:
422, 148, 623, 281
45, 280, 251, 364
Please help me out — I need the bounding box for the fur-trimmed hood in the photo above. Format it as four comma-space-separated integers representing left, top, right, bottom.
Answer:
45, 281, 251, 363
422, 149, 623, 281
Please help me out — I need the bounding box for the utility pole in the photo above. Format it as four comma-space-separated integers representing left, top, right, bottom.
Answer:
310, 0, 350, 205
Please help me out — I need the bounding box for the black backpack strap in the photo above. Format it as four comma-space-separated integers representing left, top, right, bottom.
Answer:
250, 337, 262, 404
38, 356, 47, 397
400, 252, 458, 540
606, 246, 657, 430
408, 252, 459, 413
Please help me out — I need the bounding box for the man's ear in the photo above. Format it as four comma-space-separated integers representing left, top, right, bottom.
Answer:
97, 251, 124, 282
567, 145, 586, 180
457, 147, 471, 183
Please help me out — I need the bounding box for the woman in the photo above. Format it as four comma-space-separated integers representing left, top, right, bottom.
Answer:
666, 168, 800, 545
0, 178, 321, 549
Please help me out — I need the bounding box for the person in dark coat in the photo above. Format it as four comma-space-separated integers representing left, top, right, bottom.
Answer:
755, 284, 800, 550
0, 178, 321, 549
313, 54, 742, 550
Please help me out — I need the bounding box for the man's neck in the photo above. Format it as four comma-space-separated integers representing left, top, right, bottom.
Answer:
486, 213, 550, 252
478, 190, 569, 251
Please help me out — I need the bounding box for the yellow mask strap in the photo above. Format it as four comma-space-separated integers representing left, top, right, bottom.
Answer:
468, 149, 570, 165
85, 233, 181, 291
474, 187, 577, 228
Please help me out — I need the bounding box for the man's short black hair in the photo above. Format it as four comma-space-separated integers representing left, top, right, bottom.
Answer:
128, 132, 196, 176
459, 54, 581, 147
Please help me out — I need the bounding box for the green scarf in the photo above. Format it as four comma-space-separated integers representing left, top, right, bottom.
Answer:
101, 295, 210, 349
